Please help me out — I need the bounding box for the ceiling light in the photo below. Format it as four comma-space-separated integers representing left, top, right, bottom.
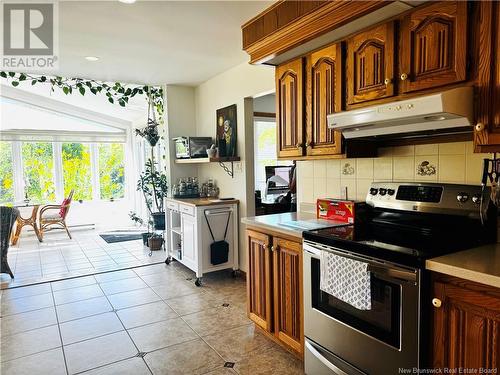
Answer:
118, 0, 136, 3
85, 56, 99, 62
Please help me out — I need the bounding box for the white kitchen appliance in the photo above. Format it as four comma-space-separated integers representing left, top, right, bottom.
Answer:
327, 87, 473, 139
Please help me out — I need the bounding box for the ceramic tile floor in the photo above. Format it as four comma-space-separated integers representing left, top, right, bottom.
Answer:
1, 229, 165, 289
0, 262, 305, 375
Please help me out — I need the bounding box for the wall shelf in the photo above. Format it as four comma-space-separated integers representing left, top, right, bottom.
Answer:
174, 157, 240, 178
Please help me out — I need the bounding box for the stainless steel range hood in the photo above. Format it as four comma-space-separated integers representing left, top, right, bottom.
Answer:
327, 87, 474, 139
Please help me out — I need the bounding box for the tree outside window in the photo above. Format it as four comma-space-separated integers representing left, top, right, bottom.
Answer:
0, 142, 14, 204
22, 142, 56, 202
98, 143, 125, 200
62, 143, 92, 201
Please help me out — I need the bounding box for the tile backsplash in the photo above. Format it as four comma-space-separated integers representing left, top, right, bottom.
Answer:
297, 141, 491, 205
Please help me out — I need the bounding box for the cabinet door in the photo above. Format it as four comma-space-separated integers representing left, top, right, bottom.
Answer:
347, 22, 395, 105
181, 213, 196, 266
306, 43, 343, 156
273, 237, 303, 354
400, 1, 467, 93
246, 229, 273, 331
474, 1, 500, 151
431, 281, 500, 370
276, 58, 305, 158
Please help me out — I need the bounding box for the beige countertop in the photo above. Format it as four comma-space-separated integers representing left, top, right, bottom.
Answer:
241, 212, 347, 239
166, 197, 239, 207
426, 244, 500, 288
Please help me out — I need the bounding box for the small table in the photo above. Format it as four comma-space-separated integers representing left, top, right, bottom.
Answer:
11, 203, 42, 245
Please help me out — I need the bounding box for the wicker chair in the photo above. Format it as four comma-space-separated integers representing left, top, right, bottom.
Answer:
1, 206, 19, 278
39, 190, 74, 240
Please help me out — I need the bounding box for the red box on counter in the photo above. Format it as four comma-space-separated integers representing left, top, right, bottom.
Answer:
316, 199, 367, 224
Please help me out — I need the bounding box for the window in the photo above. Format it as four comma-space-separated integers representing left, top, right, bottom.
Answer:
254, 120, 291, 193
0, 142, 14, 204
22, 142, 56, 202
98, 143, 125, 200
62, 143, 92, 201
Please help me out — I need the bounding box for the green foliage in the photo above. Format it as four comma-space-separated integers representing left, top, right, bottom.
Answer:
99, 143, 125, 200
0, 142, 14, 204
62, 143, 92, 201
137, 159, 168, 214
22, 142, 56, 202
0, 72, 164, 116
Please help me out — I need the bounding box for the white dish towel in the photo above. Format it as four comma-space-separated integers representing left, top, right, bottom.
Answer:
320, 251, 372, 310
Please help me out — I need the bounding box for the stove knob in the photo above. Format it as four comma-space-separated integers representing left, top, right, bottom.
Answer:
472, 194, 482, 204
457, 192, 469, 203
379, 188, 387, 196
369, 188, 378, 196
387, 189, 395, 196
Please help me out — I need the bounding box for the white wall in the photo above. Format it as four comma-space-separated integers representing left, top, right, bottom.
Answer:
253, 93, 276, 113
164, 85, 199, 184
194, 62, 275, 272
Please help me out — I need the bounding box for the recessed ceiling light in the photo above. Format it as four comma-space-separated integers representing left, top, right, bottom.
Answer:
118, 0, 136, 3
85, 56, 99, 62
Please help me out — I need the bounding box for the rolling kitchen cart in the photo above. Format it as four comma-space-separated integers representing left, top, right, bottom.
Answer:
164, 198, 239, 286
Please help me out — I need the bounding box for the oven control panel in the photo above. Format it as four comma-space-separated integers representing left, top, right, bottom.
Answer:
366, 182, 489, 216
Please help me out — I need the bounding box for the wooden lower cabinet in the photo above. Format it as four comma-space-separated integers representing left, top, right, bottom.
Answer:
431, 274, 500, 370
246, 228, 304, 356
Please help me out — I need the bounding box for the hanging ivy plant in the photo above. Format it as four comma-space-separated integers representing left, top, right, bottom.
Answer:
0, 71, 164, 116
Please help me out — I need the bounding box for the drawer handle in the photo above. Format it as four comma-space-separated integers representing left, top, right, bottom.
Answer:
475, 122, 485, 132
384, 78, 392, 85
432, 298, 442, 308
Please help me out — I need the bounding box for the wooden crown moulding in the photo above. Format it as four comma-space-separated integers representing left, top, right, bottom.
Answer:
242, 0, 390, 65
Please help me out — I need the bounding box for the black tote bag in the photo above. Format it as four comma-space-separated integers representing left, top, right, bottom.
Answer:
204, 210, 231, 265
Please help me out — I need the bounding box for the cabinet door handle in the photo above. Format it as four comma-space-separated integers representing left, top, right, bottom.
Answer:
432, 298, 442, 308
475, 123, 485, 132
384, 78, 392, 85
270, 246, 274, 252
400, 73, 408, 81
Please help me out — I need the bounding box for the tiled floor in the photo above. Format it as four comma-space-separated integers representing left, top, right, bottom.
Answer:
0, 262, 304, 374
1, 229, 165, 289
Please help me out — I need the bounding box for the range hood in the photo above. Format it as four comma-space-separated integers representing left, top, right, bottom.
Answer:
327, 87, 474, 139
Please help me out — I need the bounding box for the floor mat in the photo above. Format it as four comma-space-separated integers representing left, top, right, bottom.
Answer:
99, 233, 143, 243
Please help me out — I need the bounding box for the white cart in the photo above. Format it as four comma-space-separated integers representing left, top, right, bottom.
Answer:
164, 198, 239, 286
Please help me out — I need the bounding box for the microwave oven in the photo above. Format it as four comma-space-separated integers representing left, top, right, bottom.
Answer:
173, 137, 213, 159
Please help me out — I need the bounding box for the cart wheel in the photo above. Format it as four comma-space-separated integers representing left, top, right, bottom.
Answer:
165, 257, 171, 265
195, 278, 202, 287
231, 270, 239, 278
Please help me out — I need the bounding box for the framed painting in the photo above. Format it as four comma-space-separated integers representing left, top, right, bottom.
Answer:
216, 104, 237, 157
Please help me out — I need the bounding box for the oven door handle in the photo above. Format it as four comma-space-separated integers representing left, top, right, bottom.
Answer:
305, 341, 349, 375
367, 264, 417, 283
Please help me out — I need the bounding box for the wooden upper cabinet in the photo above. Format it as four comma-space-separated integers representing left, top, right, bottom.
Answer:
306, 43, 343, 156
431, 279, 500, 370
246, 229, 273, 332
276, 58, 305, 158
347, 22, 395, 105
273, 237, 303, 354
400, 1, 468, 93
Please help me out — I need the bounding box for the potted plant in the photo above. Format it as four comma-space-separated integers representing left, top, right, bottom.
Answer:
129, 211, 152, 246
147, 232, 164, 251
137, 159, 168, 230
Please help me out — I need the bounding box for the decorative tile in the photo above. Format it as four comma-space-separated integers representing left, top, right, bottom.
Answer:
341, 159, 356, 178
415, 156, 438, 181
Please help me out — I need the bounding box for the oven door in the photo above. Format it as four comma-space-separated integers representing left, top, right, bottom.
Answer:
303, 242, 420, 374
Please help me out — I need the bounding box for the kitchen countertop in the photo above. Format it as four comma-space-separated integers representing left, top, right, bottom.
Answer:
166, 197, 239, 207
426, 244, 500, 288
241, 212, 346, 239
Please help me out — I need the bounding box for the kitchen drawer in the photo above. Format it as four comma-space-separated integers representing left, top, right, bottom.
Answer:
166, 201, 179, 211
179, 204, 195, 216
